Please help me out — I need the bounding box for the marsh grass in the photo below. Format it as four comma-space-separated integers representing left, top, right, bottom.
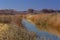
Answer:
0, 23, 38, 40
35, 14, 57, 31
0, 15, 38, 40
0, 14, 59, 40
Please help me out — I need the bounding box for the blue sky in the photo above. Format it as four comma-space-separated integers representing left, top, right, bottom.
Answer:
0, 0, 60, 11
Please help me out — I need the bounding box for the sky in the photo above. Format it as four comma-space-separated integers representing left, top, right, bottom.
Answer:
0, 0, 60, 11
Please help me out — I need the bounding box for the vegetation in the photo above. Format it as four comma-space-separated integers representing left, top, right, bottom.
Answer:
41, 9, 56, 13
0, 23, 38, 40
0, 9, 60, 40
34, 14, 54, 30
26, 13, 60, 37
28, 9, 34, 13
0, 15, 41, 40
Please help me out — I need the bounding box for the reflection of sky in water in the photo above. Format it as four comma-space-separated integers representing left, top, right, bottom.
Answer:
22, 19, 60, 40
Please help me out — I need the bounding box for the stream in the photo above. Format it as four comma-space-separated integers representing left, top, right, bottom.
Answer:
22, 19, 60, 40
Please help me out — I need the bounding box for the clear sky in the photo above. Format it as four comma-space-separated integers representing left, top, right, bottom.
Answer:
0, 0, 60, 11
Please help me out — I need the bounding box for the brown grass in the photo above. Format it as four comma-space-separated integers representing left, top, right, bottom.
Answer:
25, 13, 60, 37
0, 15, 23, 27
0, 15, 38, 40
0, 13, 60, 38
0, 23, 37, 40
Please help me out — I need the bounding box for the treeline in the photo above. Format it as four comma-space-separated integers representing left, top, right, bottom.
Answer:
41, 9, 60, 13
27, 9, 60, 13
0, 9, 60, 15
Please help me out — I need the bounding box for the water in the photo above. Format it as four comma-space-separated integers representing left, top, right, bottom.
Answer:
22, 19, 60, 40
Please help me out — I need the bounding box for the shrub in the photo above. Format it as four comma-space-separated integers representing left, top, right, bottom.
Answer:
41, 9, 55, 13
28, 9, 34, 13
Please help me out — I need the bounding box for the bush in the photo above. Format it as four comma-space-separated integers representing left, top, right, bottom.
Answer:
28, 9, 34, 13
41, 9, 56, 13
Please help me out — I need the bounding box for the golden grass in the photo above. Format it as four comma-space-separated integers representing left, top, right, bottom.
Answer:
0, 15, 38, 40
0, 13, 60, 39
25, 13, 60, 37
0, 23, 37, 40
0, 15, 23, 27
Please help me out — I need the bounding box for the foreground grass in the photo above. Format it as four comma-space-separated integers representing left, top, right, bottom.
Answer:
0, 23, 37, 40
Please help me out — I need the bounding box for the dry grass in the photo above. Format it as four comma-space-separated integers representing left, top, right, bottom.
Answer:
0, 15, 39, 40
0, 23, 37, 40
25, 13, 60, 37
0, 15, 23, 27
0, 13, 60, 39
